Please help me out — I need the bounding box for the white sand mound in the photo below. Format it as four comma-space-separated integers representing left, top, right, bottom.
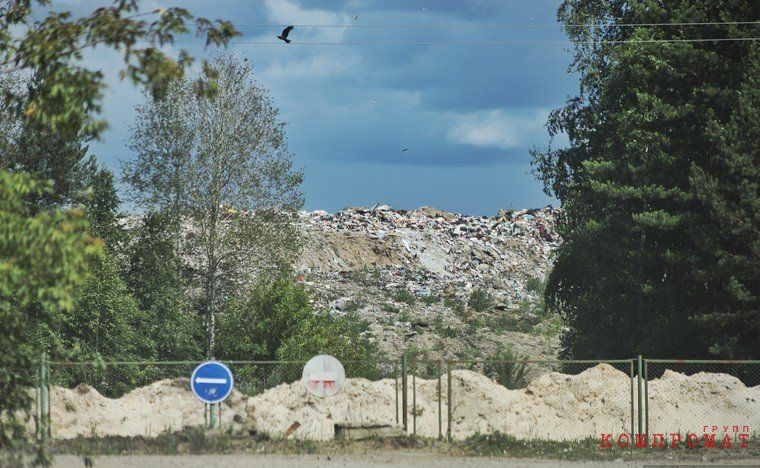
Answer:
46, 378, 253, 439
42, 364, 760, 441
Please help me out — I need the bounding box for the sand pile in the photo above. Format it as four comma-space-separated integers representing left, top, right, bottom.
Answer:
646, 370, 760, 434
45, 378, 254, 439
42, 365, 760, 441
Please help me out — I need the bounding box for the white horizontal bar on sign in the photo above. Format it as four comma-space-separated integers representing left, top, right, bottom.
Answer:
195, 377, 227, 384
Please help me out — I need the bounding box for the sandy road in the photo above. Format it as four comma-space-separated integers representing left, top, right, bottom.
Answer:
50, 453, 760, 467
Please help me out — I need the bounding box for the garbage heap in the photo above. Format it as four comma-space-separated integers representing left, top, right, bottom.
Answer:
296, 205, 560, 308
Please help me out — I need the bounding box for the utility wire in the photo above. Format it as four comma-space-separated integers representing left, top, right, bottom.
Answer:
142, 37, 760, 46
228, 21, 760, 29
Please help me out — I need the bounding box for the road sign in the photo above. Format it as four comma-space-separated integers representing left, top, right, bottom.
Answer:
191, 361, 234, 404
302, 354, 345, 398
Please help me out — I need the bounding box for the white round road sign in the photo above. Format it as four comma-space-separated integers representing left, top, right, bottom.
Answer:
302, 355, 345, 398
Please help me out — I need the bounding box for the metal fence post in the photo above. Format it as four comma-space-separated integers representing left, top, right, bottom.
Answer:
438, 360, 442, 440
39, 352, 48, 442
47, 358, 51, 438
644, 359, 649, 436
394, 362, 399, 425
412, 360, 417, 436
218, 403, 222, 429
637, 355, 643, 437
402, 353, 408, 432
37, 352, 47, 441
629, 359, 634, 440
447, 361, 452, 441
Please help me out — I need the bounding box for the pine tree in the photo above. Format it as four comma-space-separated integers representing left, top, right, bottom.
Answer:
531, 0, 760, 359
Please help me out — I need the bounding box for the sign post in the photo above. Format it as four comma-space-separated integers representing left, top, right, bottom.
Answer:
191, 361, 234, 429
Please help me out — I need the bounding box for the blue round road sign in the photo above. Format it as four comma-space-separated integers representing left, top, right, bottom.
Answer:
191, 361, 234, 404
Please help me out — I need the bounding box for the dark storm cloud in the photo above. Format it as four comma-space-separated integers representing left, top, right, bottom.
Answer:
51, 0, 572, 213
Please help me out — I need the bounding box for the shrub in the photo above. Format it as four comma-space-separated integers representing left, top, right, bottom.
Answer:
483, 349, 529, 389
525, 276, 544, 294
468, 288, 493, 312
444, 297, 467, 318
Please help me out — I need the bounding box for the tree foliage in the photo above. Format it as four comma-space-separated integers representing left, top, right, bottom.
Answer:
0, 0, 240, 449
1, 0, 239, 139
124, 212, 203, 363
0, 172, 99, 446
124, 54, 305, 357
217, 278, 379, 393
1, 70, 96, 213
531, 0, 760, 359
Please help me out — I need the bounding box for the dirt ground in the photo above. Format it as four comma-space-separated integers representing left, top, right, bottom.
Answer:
48, 453, 760, 468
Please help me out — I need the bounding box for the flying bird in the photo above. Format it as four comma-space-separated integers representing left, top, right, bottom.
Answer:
354, 15, 358, 20
401, 148, 408, 152
421, 8, 428, 12
277, 26, 294, 43
370, 100, 376, 105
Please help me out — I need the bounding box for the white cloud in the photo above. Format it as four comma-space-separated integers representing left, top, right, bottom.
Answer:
446, 109, 548, 150
262, 53, 359, 80
265, 0, 352, 43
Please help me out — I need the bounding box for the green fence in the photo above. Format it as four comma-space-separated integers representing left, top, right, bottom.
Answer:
33, 355, 759, 443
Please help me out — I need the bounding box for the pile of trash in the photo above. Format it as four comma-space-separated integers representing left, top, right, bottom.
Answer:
296, 205, 559, 306
300, 205, 558, 244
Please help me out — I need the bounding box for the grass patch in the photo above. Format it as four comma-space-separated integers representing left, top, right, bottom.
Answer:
21, 430, 759, 463
482, 350, 529, 389
380, 302, 400, 314
393, 289, 416, 305
344, 298, 364, 313
444, 297, 466, 319
421, 295, 438, 305
49, 427, 319, 456
525, 276, 545, 294
457, 432, 760, 461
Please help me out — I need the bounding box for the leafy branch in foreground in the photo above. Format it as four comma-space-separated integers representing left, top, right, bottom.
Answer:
0, 0, 240, 139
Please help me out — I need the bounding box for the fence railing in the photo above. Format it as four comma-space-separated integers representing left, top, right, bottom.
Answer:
33, 355, 759, 444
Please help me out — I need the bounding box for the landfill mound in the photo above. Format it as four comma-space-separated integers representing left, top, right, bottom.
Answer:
293, 205, 562, 365
297, 205, 559, 304
43, 364, 760, 441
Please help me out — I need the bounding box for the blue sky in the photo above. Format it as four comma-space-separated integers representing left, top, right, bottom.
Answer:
58, 0, 577, 215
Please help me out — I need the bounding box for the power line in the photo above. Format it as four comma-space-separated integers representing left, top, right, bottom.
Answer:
150, 37, 760, 46
229, 21, 760, 29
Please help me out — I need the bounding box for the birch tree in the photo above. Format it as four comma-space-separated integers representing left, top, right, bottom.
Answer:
124, 55, 304, 357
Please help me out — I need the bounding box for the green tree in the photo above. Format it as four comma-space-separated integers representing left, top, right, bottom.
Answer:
1, 70, 97, 213
61, 253, 154, 397
1, 0, 239, 139
58, 169, 153, 395
216, 278, 378, 393
0, 172, 98, 447
124, 55, 305, 357
531, 1, 760, 359
124, 211, 203, 362
276, 312, 379, 380
1, 0, 239, 452
216, 278, 313, 362
83, 168, 124, 249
